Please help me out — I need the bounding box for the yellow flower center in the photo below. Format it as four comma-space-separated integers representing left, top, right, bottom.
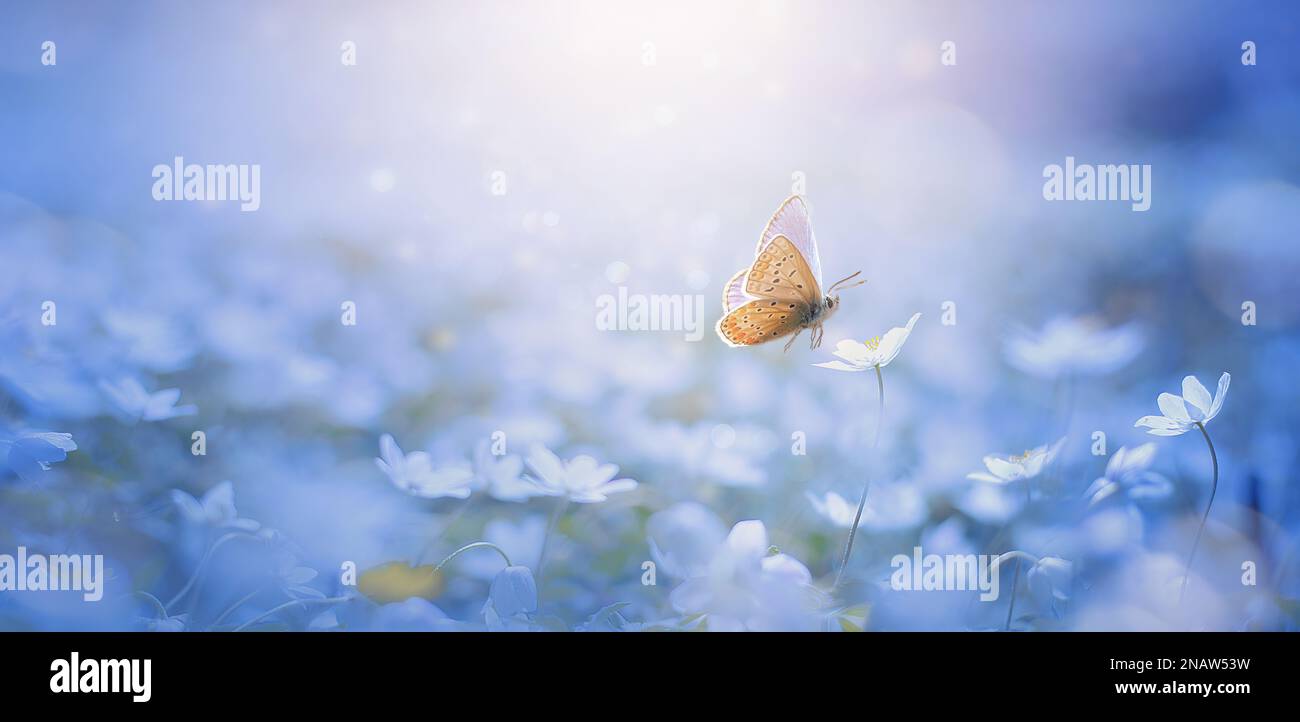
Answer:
863, 336, 881, 351
1010, 449, 1035, 463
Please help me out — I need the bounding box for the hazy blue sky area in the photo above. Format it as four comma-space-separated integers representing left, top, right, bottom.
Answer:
0, 1, 1298, 631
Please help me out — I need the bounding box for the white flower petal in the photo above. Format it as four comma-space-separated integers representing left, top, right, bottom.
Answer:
596, 478, 637, 496
1206, 372, 1230, 422
379, 434, 400, 466
1134, 415, 1178, 430
524, 444, 565, 488
812, 360, 865, 372
966, 471, 1005, 484
1156, 393, 1190, 422
876, 312, 921, 367
983, 456, 1022, 480
1181, 376, 1212, 417
831, 339, 871, 365
725, 520, 769, 559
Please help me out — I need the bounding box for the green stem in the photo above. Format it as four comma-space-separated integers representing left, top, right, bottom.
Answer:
834, 365, 885, 590
1179, 422, 1219, 605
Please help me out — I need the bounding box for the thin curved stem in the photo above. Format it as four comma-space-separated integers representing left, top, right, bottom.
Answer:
132, 591, 169, 619
834, 365, 885, 590
432, 541, 513, 574
1179, 422, 1219, 605
537, 497, 568, 582
1004, 561, 1021, 630
167, 531, 259, 609
231, 596, 350, 632
208, 586, 266, 630
416, 495, 478, 565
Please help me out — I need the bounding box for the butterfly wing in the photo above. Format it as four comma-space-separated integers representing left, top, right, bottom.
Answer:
722, 267, 751, 312
756, 196, 822, 290
745, 234, 823, 304
715, 298, 809, 347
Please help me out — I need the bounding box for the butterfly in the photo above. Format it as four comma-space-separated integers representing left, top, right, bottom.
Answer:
715, 196, 864, 351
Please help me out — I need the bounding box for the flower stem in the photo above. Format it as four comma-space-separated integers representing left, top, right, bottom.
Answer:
167, 531, 259, 610
1004, 560, 1021, 631
834, 365, 885, 590
231, 596, 351, 632
432, 541, 513, 573
1179, 421, 1219, 605
416, 495, 478, 565
537, 497, 569, 582
209, 586, 266, 630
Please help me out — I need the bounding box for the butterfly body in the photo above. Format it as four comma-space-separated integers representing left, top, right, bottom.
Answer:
715, 196, 862, 351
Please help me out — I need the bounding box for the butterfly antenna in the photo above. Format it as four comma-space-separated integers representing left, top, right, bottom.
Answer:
828, 271, 865, 293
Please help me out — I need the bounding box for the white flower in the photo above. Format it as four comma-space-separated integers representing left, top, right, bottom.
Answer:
806, 486, 925, 532
647, 502, 727, 579
668, 520, 821, 631
805, 491, 859, 528
375, 434, 474, 499
471, 440, 541, 502
1004, 315, 1143, 379
1082, 443, 1171, 505
523, 444, 637, 503
99, 377, 197, 422
813, 312, 921, 372
966, 438, 1065, 484
1134, 373, 1230, 437
171, 480, 260, 533
1027, 556, 1073, 603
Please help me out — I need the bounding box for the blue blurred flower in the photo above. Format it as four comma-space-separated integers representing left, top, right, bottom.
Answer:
1004, 315, 1143, 379
1083, 443, 1171, 505
0, 430, 76, 482
99, 377, 197, 422
368, 598, 464, 632
171, 481, 260, 534
484, 565, 537, 618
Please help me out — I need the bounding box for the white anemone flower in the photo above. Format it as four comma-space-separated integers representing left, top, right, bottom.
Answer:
375, 434, 474, 499
668, 520, 821, 631
1132, 372, 1230, 604
523, 444, 637, 503
813, 313, 921, 373
805, 491, 859, 528
967, 438, 1065, 484
1082, 443, 1171, 505
1134, 373, 1230, 437
471, 440, 541, 502
807, 486, 926, 531
1004, 315, 1143, 379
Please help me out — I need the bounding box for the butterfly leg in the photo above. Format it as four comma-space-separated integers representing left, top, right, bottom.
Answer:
783, 329, 802, 353
810, 324, 824, 349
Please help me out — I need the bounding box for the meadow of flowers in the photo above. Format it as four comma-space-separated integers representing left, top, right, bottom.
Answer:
1, 1, 1298, 632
